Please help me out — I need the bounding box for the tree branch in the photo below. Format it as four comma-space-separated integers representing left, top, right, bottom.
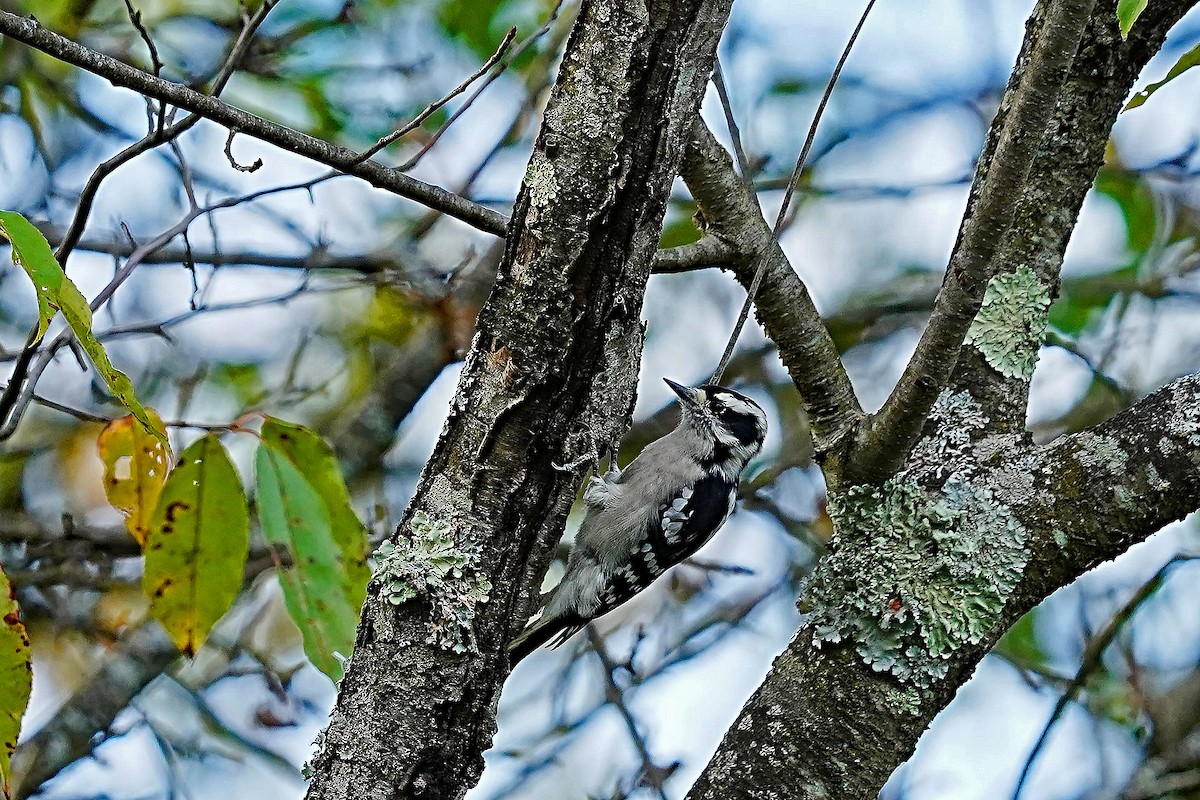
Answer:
1009, 555, 1198, 799
938, 0, 1200, 434
10, 624, 179, 799
680, 118, 864, 472
0, 11, 508, 236
687, 368, 1200, 800
39, 219, 735, 277
686, 2, 1199, 796
851, 0, 1098, 483
1036, 372, 1200, 582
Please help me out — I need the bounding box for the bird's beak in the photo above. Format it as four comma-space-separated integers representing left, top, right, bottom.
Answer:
664, 378, 705, 410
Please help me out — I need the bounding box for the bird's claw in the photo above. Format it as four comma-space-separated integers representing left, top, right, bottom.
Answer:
583, 465, 620, 509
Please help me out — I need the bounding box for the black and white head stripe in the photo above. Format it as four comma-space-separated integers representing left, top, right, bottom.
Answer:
698, 384, 767, 447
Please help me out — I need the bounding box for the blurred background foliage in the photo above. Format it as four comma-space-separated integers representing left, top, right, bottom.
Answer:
1, 0, 1200, 798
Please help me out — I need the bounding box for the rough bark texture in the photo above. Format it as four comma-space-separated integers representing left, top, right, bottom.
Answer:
686, 2, 1198, 798
302, 1, 733, 798
686, 371, 1200, 800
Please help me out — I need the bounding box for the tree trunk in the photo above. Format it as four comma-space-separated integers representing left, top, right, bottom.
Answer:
303, 1, 734, 798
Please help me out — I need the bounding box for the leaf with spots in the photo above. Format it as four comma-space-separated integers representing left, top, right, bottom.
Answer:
0, 210, 168, 451
97, 410, 170, 546
255, 443, 359, 680
0, 564, 31, 800
260, 418, 369, 615
143, 435, 249, 656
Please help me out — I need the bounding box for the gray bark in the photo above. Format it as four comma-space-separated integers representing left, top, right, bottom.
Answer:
301, 1, 735, 797
685, 2, 1199, 798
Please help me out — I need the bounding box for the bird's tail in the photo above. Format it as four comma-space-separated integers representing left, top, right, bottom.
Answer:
507, 612, 583, 666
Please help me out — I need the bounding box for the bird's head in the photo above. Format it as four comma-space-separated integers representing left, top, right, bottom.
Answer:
664, 378, 767, 468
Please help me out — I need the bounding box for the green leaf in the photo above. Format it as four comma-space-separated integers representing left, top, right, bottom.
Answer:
1125, 42, 1200, 110
0, 211, 57, 343
255, 444, 359, 680
260, 418, 369, 609
659, 203, 702, 249
143, 435, 250, 656
994, 609, 1047, 669
1117, 0, 1148, 38
0, 564, 32, 799
0, 211, 168, 452
436, 0, 511, 58
1094, 167, 1157, 254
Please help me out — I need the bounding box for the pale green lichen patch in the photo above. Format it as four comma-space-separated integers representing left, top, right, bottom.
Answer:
373, 511, 491, 653
810, 475, 1028, 687
1068, 433, 1142, 509
965, 266, 1051, 380
1166, 384, 1200, 447
1145, 463, 1169, 492
886, 686, 923, 717
524, 155, 558, 208
909, 390, 990, 479
1072, 432, 1129, 474
1053, 528, 1068, 548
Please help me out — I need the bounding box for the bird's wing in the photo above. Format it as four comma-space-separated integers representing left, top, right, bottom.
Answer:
652, 473, 737, 563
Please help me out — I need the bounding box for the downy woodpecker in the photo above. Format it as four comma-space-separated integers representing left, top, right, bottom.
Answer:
508, 379, 767, 664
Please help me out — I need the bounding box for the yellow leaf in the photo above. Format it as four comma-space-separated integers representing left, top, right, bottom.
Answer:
97, 410, 170, 546
143, 436, 249, 655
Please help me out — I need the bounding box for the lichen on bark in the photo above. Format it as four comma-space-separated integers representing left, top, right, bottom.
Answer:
372, 511, 492, 654
523, 154, 558, 209
964, 265, 1051, 380
811, 473, 1028, 687
808, 389, 1031, 687
303, 1, 737, 797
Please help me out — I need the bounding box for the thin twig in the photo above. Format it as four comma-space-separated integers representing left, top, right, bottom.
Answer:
407, 0, 575, 239
224, 129, 264, 172
0, 1, 280, 433
857, 0, 1098, 484
121, 0, 166, 135
0, 12, 508, 236
708, 0, 878, 384
1010, 555, 1199, 799
772, 0, 878, 234
354, 26, 517, 167
585, 626, 672, 800
54, 0, 279, 265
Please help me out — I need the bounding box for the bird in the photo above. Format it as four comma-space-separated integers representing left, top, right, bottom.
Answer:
508, 378, 767, 665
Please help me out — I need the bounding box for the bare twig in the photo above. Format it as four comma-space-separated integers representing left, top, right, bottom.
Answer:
121, 0, 166, 135
0, 12, 508, 237
0, 1, 281, 432
1010, 555, 1199, 799
585, 627, 673, 800
54, 0, 279, 265
708, 0, 877, 385
224, 129, 264, 173
680, 120, 864, 463
355, 27, 517, 167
